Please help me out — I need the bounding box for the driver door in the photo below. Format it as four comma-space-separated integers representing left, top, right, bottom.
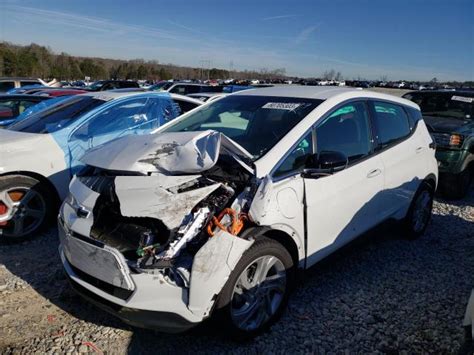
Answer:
303, 101, 384, 267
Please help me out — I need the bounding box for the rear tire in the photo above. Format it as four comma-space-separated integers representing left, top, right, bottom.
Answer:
214, 236, 295, 339
0, 175, 56, 243
403, 182, 434, 240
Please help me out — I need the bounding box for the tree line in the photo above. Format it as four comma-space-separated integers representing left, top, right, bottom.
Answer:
0, 42, 288, 82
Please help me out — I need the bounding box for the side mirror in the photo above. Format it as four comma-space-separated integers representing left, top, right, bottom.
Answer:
302, 151, 348, 178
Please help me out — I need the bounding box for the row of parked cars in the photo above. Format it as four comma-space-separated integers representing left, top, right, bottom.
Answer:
0, 79, 472, 338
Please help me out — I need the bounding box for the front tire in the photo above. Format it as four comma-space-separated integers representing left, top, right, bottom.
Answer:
403, 182, 434, 240
215, 236, 295, 339
0, 175, 56, 243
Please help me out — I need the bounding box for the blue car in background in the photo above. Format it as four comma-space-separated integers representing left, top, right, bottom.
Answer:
0, 91, 202, 241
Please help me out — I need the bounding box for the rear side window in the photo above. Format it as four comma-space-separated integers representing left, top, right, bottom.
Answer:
406, 107, 423, 129
372, 101, 411, 146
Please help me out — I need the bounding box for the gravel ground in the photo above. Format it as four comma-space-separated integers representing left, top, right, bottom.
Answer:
0, 186, 473, 354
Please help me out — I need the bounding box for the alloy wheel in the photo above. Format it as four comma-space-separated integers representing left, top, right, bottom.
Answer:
230, 255, 287, 331
0, 187, 47, 238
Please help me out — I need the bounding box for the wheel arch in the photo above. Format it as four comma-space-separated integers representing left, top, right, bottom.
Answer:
241, 226, 301, 269
263, 229, 301, 269
423, 173, 437, 192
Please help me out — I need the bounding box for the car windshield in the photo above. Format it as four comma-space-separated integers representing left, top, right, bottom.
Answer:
8, 96, 105, 133
163, 95, 323, 159
404, 93, 473, 120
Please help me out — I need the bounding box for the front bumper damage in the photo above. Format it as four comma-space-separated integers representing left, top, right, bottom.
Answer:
59, 217, 253, 332
58, 130, 258, 332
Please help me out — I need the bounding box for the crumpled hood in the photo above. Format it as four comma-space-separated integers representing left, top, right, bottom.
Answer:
0, 129, 42, 153
81, 130, 254, 174
423, 115, 472, 133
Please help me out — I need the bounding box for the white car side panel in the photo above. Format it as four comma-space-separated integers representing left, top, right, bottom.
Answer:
378, 122, 436, 221
249, 175, 306, 263
0, 134, 69, 198
304, 155, 385, 267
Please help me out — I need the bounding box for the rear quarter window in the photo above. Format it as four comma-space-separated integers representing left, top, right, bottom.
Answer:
372, 101, 411, 147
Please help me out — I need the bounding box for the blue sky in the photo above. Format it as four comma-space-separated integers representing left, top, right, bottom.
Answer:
1, 0, 473, 81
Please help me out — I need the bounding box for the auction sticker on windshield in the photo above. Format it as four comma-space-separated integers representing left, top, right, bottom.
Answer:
262, 102, 302, 110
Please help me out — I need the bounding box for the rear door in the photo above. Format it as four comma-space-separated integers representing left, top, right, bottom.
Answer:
369, 100, 420, 219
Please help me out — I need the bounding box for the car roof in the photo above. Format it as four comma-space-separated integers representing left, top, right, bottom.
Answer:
232, 86, 361, 99
231, 86, 419, 109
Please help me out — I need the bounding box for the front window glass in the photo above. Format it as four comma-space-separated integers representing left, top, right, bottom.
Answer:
8, 96, 105, 133
163, 95, 322, 159
274, 132, 313, 177
316, 102, 372, 162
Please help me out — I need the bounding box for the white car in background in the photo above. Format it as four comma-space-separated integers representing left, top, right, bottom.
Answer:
0, 91, 202, 241
59, 87, 438, 337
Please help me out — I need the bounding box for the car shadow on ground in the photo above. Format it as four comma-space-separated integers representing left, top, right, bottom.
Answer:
0, 186, 472, 353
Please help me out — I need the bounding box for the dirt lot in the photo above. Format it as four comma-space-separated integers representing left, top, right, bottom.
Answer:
0, 186, 473, 354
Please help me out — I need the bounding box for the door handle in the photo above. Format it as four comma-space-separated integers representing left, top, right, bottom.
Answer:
416, 146, 424, 153
367, 169, 382, 178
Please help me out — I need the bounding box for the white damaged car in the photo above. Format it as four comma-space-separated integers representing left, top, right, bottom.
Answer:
59, 87, 438, 337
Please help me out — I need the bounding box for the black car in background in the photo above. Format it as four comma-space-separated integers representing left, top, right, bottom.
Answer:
0, 94, 50, 127
403, 90, 474, 198
85, 80, 140, 91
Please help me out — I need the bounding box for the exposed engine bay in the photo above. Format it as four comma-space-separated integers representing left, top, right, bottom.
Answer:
74, 130, 259, 288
